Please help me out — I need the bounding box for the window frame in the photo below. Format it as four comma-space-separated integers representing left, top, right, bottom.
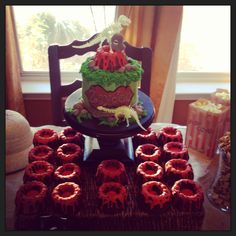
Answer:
20, 70, 230, 101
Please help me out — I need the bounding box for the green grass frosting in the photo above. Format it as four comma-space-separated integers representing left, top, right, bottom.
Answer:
80, 57, 143, 87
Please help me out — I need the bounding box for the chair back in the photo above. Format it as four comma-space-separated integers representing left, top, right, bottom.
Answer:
48, 34, 152, 126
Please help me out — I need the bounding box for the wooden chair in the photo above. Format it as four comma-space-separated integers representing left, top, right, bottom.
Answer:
48, 34, 152, 126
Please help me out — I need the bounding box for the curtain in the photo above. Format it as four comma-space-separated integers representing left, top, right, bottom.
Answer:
116, 6, 183, 122
6, 6, 26, 117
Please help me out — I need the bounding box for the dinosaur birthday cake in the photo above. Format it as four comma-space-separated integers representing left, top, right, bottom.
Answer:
70, 15, 146, 129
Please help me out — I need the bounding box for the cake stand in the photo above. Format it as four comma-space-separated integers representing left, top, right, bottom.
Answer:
64, 88, 155, 163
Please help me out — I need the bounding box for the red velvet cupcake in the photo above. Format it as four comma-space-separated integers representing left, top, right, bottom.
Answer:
28, 145, 54, 163
171, 179, 204, 211
56, 143, 83, 165
96, 159, 128, 186
164, 159, 194, 186
135, 144, 162, 164
136, 161, 164, 184
140, 181, 172, 213
133, 127, 158, 146
98, 182, 127, 213
51, 182, 82, 216
33, 128, 59, 149
59, 127, 85, 147
15, 180, 48, 215
157, 126, 183, 147
54, 163, 81, 184
23, 160, 54, 185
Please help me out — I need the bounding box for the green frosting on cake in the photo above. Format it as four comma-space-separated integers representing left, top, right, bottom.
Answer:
80, 57, 143, 87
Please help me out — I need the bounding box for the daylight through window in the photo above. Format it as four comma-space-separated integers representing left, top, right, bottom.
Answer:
177, 6, 230, 74
13, 6, 116, 72
13, 5, 230, 83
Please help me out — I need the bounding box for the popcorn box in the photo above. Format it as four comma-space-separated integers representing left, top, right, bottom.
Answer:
185, 98, 229, 158
210, 88, 230, 134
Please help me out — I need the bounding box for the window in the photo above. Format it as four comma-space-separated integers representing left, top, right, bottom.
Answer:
177, 6, 230, 83
13, 5, 230, 97
13, 5, 116, 76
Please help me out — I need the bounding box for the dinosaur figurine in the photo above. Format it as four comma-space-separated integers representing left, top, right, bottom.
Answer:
72, 15, 131, 49
97, 105, 147, 131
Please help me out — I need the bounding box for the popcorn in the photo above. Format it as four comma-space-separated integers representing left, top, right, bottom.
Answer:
211, 88, 230, 106
192, 99, 223, 113
215, 91, 230, 101
210, 89, 230, 134
185, 98, 229, 158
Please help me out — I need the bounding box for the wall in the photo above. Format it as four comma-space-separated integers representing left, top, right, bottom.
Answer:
172, 100, 195, 125
24, 98, 194, 127
24, 99, 53, 126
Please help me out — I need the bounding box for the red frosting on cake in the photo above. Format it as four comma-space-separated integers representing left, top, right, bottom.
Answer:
56, 143, 83, 164
51, 182, 81, 216
23, 160, 54, 185
33, 128, 59, 149
98, 182, 127, 212
135, 144, 161, 163
158, 126, 183, 146
28, 145, 54, 163
137, 161, 164, 183
171, 179, 204, 211
59, 127, 84, 147
15, 180, 48, 215
54, 163, 81, 184
93, 45, 127, 71
141, 181, 171, 211
96, 159, 128, 185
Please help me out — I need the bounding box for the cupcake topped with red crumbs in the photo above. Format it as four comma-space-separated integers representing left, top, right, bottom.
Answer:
96, 159, 128, 186
54, 163, 81, 184
162, 141, 189, 163
58, 127, 85, 147
98, 181, 128, 213
133, 127, 158, 146
135, 144, 162, 164
33, 128, 59, 149
56, 143, 83, 165
157, 126, 183, 147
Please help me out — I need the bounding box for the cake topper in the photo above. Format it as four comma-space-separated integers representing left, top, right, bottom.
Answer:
111, 34, 126, 52
72, 15, 131, 49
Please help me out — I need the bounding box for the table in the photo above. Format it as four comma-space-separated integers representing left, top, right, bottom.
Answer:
5, 123, 230, 231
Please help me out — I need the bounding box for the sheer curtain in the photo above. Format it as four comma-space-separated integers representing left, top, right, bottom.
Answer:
116, 6, 183, 123
6, 6, 26, 117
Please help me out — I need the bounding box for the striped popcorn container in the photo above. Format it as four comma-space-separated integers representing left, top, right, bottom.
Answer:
210, 88, 230, 134
185, 98, 229, 158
